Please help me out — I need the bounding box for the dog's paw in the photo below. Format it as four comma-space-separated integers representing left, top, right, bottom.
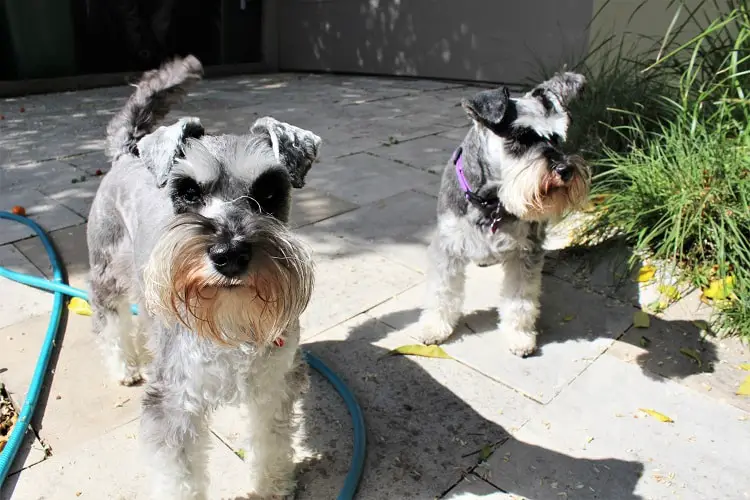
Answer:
506, 330, 538, 358
118, 365, 144, 386
417, 312, 455, 345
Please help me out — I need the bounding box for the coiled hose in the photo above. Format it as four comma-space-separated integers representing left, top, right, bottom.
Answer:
0, 211, 366, 499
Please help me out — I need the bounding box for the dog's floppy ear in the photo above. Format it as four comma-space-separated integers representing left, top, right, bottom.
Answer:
462, 87, 510, 126
250, 116, 322, 188
137, 117, 205, 187
528, 72, 586, 108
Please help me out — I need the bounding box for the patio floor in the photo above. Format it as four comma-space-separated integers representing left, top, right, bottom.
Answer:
1, 72, 749, 500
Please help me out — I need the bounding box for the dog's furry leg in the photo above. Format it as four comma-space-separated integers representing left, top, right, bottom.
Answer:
241, 330, 307, 498
418, 235, 467, 345
88, 232, 143, 385
105, 54, 203, 161
497, 251, 544, 357
141, 378, 211, 499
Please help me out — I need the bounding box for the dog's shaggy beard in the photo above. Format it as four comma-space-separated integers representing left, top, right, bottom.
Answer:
500, 154, 590, 222
143, 214, 314, 346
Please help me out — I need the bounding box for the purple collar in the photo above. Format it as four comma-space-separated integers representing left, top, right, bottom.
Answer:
452, 147, 515, 232
453, 147, 473, 195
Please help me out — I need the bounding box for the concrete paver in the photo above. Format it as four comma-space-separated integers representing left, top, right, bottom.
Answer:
1, 72, 748, 500
0, 245, 51, 329
368, 134, 458, 174
304, 152, 440, 206
482, 355, 750, 500
0, 189, 83, 246
302, 190, 438, 273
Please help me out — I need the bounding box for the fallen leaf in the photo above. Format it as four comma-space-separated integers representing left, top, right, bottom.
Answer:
739, 364, 750, 371
737, 375, 750, 397
639, 336, 651, 348
679, 347, 703, 368
386, 344, 452, 359
701, 276, 735, 301
479, 445, 492, 461
639, 408, 674, 423
68, 297, 93, 316
633, 311, 651, 328
658, 284, 681, 301
637, 265, 656, 283
586, 436, 594, 444
562, 314, 575, 322
235, 448, 246, 460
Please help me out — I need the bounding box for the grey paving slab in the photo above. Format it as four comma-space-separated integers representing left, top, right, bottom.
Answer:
368, 133, 458, 174
14, 223, 89, 289
296, 231, 423, 339
0, 188, 84, 245
37, 173, 103, 219
304, 152, 440, 206
607, 310, 750, 413
444, 474, 510, 498
0, 419, 255, 500
543, 240, 663, 309
439, 126, 472, 142
483, 356, 750, 500
367, 272, 635, 404
0, 160, 83, 192
301, 190, 437, 273
301, 314, 530, 499
0, 311, 144, 456
0, 244, 51, 329
289, 187, 358, 229
64, 151, 109, 176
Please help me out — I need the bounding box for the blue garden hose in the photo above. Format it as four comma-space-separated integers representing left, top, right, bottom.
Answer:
0, 211, 366, 500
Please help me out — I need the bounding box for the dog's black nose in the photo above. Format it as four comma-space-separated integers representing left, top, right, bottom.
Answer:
554, 164, 574, 182
209, 242, 252, 278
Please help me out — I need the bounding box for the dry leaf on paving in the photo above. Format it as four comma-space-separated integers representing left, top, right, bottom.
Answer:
633, 311, 651, 328
638, 408, 674, 423
637, 265, 656, 283
386, 344, 453, 359
739, 364, 750, 371
737, 375, 750, 397
679, 347, 703, 368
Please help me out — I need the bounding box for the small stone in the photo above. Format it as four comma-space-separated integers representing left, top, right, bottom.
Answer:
55, 395, 62, 400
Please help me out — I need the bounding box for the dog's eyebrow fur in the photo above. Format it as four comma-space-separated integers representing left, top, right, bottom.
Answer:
227, 136, 280, 182
511, 96, 568, 140
173, 139, 221, 184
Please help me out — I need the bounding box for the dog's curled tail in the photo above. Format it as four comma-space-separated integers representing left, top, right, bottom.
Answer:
106, 55, 203, 160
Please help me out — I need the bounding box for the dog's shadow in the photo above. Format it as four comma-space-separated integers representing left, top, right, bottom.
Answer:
283, 317, 646, 500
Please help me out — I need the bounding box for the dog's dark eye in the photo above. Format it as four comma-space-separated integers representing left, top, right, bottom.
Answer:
175, 178, 203, 204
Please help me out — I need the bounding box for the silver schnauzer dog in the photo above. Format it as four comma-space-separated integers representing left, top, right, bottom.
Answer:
86, 56, 320, 498
417, 72, 590, 357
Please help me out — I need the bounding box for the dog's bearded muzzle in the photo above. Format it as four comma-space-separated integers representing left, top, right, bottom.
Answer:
532, 154, 591, 219
143, 213, 314, 346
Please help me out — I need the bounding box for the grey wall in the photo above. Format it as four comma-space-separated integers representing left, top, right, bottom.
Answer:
278, 0, 593, 84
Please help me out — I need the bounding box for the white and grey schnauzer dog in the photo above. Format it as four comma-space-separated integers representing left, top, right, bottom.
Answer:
417, 72, 590, 357
86, 56, 321, 498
